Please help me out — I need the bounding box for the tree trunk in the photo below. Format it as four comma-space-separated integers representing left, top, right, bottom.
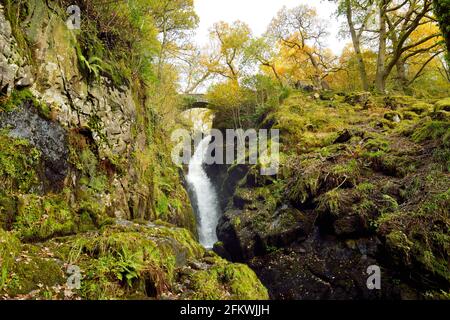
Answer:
376, 0, 387, 93
396, 59, 408, 90
346, 0, 369, 91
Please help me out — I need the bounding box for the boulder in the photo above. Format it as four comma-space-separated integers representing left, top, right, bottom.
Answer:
344, 92, 371, 106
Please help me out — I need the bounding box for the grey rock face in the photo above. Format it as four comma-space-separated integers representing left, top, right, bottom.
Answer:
0, 102, 69, 190
0, 2, 145, 219
0, 5, 34, 95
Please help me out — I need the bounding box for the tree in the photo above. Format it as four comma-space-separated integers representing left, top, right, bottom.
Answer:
375, 0, 439, 92
267, 5, 337, 89
246, 37, 283, 86
206, 80, 250, 129
328, 44, 378, 91
148, 0, 199, 80
336, 0, 376, 90
400, 22, 446, 87
434, 0, 450, 61
205, 21, 253, 81
179, 47, 215, 93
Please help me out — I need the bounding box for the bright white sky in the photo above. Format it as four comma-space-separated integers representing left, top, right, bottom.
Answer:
194, 0, 348, 54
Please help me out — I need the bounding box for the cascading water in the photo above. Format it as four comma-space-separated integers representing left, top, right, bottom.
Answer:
184, 109, 220, 249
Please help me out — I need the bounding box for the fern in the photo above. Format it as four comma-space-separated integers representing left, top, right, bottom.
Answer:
76, 47, 112, 81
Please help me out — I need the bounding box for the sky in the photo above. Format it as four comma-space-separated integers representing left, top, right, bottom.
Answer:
194, 0, 348, 54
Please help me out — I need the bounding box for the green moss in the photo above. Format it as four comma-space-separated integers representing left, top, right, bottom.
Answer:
0, 229, 21, 290
411, 120, 450, 145
363, 135, 391, 156
2, 247, 65, 297
316, 189, 346, 217
13, 194, 76, 242
0, 89, 35, 112
187, 258, 268, 300
379, 188, 450, 285
384, 95, 417, 110
0, 193, 17, 230
88, 115, 108, 144
331, 159, 360, 185
287, 158, 322, 204
0, 89, 52, 119
356, 182, 375, 193
263, 93, 357, 152
233, 217, 241, 229
54, 223, 204, 299
407, 102, 433, 115
384, 111, 402, 122
402, 111, 419, 120
381, 195, 399, 213
434, 98, 450, 112
0, 134, 41, 193
386, 230, 414, 265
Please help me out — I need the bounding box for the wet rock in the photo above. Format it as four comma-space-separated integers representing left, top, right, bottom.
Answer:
333, 214, 368, 237
213, 241, 232, 260
262, 207, 315, 248
220, 164, 250, 210
216, 211, 246, 261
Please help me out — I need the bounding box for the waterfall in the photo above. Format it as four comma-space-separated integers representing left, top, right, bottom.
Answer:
183, 108, 220, 249
186, 135, 220, 248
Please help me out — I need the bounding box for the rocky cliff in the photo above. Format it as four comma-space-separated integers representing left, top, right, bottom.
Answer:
0, 0, 268, 300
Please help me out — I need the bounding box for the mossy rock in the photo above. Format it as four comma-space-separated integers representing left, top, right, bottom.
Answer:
344, 92, 371, 106
431, 110, 450, 122
434, 98, 450, 112
185, 258, 268, 300
407, 102, 433, 115
13, 194, 77, 242
49, 222, 205, 299
411, 120, 450, 145
0, 193, 17, 230
2, 249, 66, 297
384, 95, 417, 110
384, 111, 402, 122
385, 230, 414, 266
0, 89, 36, 113
402, 111, 419, 121
0, 229, 21, 290
0, 134, 41, 193
263, 207, 315, 248
378, 186, 450, 288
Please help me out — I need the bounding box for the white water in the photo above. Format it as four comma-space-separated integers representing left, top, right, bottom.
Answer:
186, 135, 220, 248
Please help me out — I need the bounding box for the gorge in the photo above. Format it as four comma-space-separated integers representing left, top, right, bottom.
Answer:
0, 0, 449, 301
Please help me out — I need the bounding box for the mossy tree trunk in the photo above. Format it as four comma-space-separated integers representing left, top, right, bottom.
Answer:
434, 0, 450, 62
